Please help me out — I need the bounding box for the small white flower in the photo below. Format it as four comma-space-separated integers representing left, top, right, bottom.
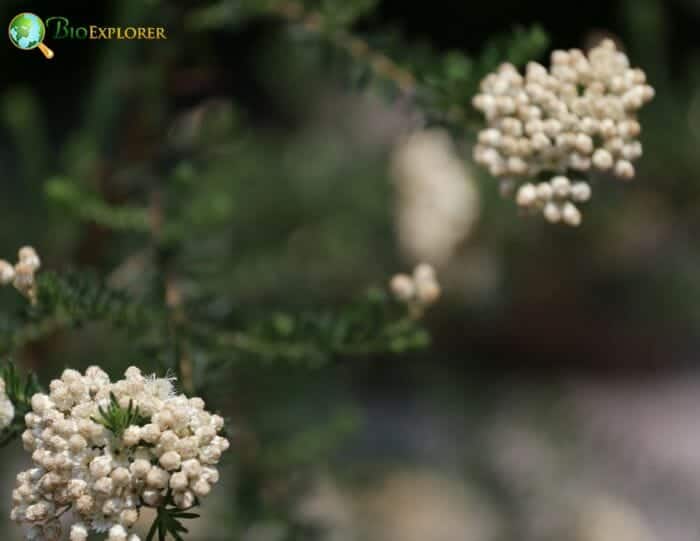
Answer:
389, 263, 441, 316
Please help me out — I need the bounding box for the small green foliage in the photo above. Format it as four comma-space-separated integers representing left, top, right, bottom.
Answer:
146, 492, 200, 541
480, 24, 549, 70
0, 271, 160, 357
0, 361, 42, 447
210, 288, 430, 366
92, 392, 148, 438
31, 271, 158, 330
45, 177, 151, 232
317, 0, 379, 30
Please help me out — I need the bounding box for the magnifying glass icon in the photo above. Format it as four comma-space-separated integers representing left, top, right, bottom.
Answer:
8, 13, 55, 59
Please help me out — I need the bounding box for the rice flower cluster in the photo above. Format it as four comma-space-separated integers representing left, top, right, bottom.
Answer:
472, 39, 654, 225
0, 246, 41, 301
391, 129, 480, 266
390, 263, 441, 317
0, 377, 15, 430
515, 175, 592, 226
11, 366, 229, 541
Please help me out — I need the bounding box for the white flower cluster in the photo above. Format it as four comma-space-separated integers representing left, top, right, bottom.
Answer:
515, 175, 592, 226
11, 366, 229, 541
472, 39, 654, 225
0, 246, 41, 301
391, 129, 480, 266
0, 377, 15, 430
390, 263, 441, 316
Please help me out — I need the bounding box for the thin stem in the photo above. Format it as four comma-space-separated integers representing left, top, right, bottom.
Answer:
150, 190, 194, 395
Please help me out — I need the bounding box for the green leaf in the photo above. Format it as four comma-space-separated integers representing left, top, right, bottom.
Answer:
45, 177, 151, 232
146, 493, 201, 541
91, 392, 148, 438
0, 361, 43, 447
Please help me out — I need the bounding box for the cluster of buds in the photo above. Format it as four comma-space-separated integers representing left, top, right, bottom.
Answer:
0, 377, 15, 431
515, 176, 592, 226
11, 367, 229, 541
390, 263, 441, 317
0, 246, 41, 302
472, 39, 654, 225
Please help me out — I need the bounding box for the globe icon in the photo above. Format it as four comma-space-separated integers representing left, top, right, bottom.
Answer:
8, 13, 54, 58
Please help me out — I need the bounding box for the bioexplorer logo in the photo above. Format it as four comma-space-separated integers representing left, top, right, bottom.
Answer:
8, 13, 54, 59
8, 13, 167, 59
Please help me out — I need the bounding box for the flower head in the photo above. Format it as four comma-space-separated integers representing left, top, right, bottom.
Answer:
473, 39, 654, 225
12, 366, 229, 540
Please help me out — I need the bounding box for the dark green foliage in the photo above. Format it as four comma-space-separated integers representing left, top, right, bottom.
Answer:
186, 0, 549, 133
30, 271, 158, 330
213, 289, 429, 366
146, 492, 201, 541
0, 362, 42, 447
45, 177, 151, 232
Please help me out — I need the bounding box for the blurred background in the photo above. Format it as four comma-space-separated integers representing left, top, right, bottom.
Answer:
2, 0, 700, 539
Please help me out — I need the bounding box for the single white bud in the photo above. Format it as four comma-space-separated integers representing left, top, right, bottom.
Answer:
592, 149, 614, 170
550, 176, 571, 198
76, 495, 94, 513
571, 182, 592, 203
516, 183, 537, 207
622, 141, 643, 161
0, 260, 15, 285
70, 523, 89, 541
146, 467, 170, 489
122, 426, 142, 447
108, 524, 128, 541
18, 246, 40, 272
536, 182, 553, 201
94, 477, 114, 495
111, 467, 130, 486
413, 263, 436, 284
182, 459, 203, 479
614, 159, 635, 180
140, 423, 161, 444
561, 202, 582, 226
170, 471, 189, 491
507, 156, 528, 175
192, 478, 212, 498
599, 119, 617, 138
478, 128, 502, 146
89, 455, 113, 478
543, 202, 561, 223
390, 274, 414, 302
159, 451, 182, 472
574, 133, 593, 154
130, 459, 152, 479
